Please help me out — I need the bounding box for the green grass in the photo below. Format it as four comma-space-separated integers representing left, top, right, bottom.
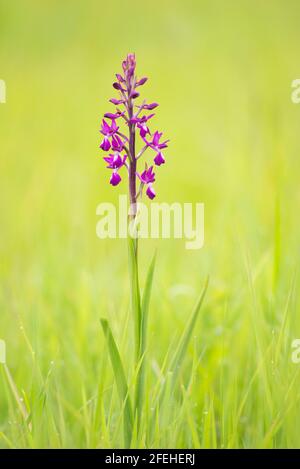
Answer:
1, 0, 300, 448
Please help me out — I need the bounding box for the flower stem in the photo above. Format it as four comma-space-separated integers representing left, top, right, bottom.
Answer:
127, 84, 145, 433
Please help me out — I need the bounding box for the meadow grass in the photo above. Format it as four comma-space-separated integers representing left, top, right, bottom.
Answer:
1, 0, 300, 448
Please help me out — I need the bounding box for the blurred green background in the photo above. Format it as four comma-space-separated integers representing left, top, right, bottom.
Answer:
1, 0, 300, 448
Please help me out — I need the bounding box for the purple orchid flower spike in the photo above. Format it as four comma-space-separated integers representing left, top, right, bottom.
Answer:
99, 53, 169, 204
97, 56, 186, 449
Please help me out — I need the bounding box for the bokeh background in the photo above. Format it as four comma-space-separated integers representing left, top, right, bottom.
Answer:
1, 0, 300, 448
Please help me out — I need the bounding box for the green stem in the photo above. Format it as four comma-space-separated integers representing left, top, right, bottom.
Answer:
128, 235, 142, 366
135, 251, 156, 429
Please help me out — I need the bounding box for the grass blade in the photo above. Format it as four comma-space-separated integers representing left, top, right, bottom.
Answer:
149, 277, 209, 441
169, 276, 209, 386
135, 252, 156, 424
100, 318, 133, 447
2, 364, 31, 431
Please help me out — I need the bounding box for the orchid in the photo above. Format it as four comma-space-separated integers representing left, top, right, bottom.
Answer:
99, 53, 169, 201
98, 53, 170, 444
98, 55, 208, 449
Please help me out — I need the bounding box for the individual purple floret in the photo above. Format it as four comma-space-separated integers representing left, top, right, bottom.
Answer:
103, 153, 126, 169
111, 135, 124, 152
140, 166, 155, 184
136, 114, 154, 138
141, 166, 156, 200
146, 185, 156, 200
104, 153, 127, 186
110, 172, 122, 186
99, 53, 169, 202
154, 152, 165, 166
100, 137, 111, 151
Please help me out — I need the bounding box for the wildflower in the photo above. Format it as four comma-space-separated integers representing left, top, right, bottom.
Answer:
99, 53, 169, 199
